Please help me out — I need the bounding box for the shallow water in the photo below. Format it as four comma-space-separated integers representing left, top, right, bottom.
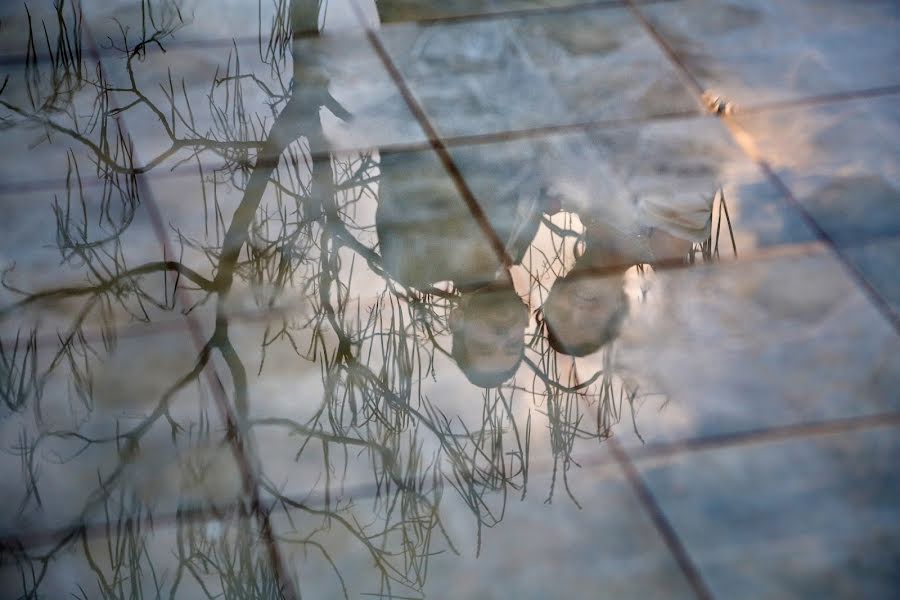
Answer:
0, 1, 898, 598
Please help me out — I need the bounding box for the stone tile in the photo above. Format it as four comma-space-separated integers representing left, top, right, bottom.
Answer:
138, 129, 857, 505
638, 426, 900, 599
143, 133, 620, 498
842, 237, 900, 319
0, 122, 92, 191
134, 146, 553, 500
375, 148, 527, 287
0, 2, 72, 58
144, 143, 568, 316
206, 297, 606, 504
0, 60, 114, 189
734, 96, 900, 245
83, 0, 370, 47
93, 31, 425, 174
378, 6, 698, 138
639, 0, 900, 106
1, 3, 405, 191
448, 117, 815, 260
604, 251, 900, 447
0, 5, 163, 189
199, 315, 348, 498
512, 7, 698, 121
2, 0, 898, 597
419, 467, 696, 599
0, 185, 175, 342
141, 144, 502, 316
270, 465, 698, 599
0, 512, 278, 599
0, 324, 241, 535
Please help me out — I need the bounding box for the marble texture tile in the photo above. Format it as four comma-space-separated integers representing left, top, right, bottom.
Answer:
94, 31, 425, 175
0, 2, 71, 58
130, 130, 879, 503
733, 96, 900, 245
82, 0, 371, 47
0, 513, 277, 599
638, 426, 900, 599
378, 6, 699, 138
0, 63, 116, 189
842, 237, 900, 319
270, 465, 699, 599
0, 186, 173, 342
0, 324, 240, 535
418, 467, 696, 599
638, 0, 900, 106
200, 298, 605, 504
133, 146, 566, 501
603, 251, 900, 448
447, 116, 815, 260
138, 146, 617, 503
1, 1, 899, 598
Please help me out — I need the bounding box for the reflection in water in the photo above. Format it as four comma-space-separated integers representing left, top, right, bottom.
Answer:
0, 1, 735, 598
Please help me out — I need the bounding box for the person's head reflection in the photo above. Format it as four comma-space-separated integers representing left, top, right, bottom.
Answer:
541, 232, 636, 356
541, 222, 632, 357
541, 200, 711, 357
449, 286, 529, 388
543, 274, 628, 358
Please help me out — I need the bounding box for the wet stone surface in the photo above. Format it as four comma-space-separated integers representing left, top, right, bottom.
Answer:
0, 1, 897, 599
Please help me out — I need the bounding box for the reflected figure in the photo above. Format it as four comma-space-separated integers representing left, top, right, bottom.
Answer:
449, 285, 530, 387
544, 190, 715, 357
376, 151, 544, 386
542, 222, 632, 357
0, 0, 738, 596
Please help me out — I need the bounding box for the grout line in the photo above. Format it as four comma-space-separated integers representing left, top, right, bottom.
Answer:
572, 367, 714, 600
0, 502, 252, 556
7, 75, 900, 197
139, 128, 302, 600
623, 412, 900, 463
608, 438, 715, 600
623, 1, 704, 95
751, 158, 900, 328
127, 99, 304, 600
624, 0, 900, 332
0, 455, 615, 551
735, 84, 900, 115
403, 107, 703, 148
137, 124, 302, 600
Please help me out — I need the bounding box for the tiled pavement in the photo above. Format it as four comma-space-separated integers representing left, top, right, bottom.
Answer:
0, 1, 897, 598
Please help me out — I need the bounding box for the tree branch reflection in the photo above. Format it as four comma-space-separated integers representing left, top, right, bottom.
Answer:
0, 1, 737, 598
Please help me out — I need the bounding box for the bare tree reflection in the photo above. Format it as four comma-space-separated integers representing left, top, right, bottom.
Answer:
0, 1, 736, 598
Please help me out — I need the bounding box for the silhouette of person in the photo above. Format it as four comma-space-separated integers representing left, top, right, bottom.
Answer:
542, 190, 714, 357
375, 149, 547, 387
448, 285, 531, 388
